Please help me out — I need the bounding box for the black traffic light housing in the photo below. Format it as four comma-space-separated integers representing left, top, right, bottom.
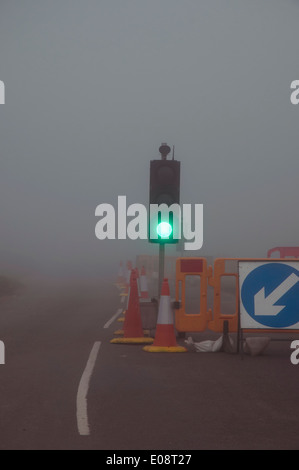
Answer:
149, 156, 181, 244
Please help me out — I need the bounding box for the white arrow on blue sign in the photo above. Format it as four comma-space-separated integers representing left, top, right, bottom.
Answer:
239, 261, 299, 329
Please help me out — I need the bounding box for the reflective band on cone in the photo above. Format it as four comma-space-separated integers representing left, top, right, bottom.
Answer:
135, 267, 141, 297
124, 267, 131, 295
144, 278, 187, 353
111, 269, 154, 345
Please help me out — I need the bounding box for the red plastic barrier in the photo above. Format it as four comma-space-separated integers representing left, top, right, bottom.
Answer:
267, 247, 299, 258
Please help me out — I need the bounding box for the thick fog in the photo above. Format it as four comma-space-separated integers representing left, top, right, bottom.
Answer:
0, 0, 298, 279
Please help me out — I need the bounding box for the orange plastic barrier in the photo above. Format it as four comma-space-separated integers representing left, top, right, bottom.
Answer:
208, 258, 239, 333
175, 258, 212, 332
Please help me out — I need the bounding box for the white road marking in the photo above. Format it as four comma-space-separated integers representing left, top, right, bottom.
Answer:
77, 341, 101, 436
0, 340, 5, 365
103, 308, 123, 329
121, 295, 125, 304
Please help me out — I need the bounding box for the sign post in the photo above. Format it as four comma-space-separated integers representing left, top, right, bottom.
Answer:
158, 244, 165, 297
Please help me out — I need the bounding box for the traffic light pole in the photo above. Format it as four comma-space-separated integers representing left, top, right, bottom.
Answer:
158, 243, 165, 297
149, 143, 180, 298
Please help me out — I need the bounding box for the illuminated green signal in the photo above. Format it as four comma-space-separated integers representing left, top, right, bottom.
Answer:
157, 222, 172, 239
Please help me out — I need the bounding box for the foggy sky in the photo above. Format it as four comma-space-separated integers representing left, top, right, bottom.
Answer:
0, 0, 298, 278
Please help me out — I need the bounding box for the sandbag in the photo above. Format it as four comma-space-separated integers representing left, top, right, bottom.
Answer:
244, 337, 270, 356
185, 336, 223, 352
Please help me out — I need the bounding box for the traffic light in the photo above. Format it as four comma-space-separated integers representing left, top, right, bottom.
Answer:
149, 158, 181, 244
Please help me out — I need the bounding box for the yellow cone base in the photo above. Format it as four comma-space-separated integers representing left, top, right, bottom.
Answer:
120, 293, 128, 297
114, 329, 150, 336
117, 317, 125, 322
114, 329, 124, 335
110, 337, 154, 345
143, 345, 187, 353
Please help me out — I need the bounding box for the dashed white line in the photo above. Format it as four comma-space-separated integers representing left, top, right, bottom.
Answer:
103, 308, 123, 329
76, 341, 101, 436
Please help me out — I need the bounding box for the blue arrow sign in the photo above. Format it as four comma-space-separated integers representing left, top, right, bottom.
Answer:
241, 263, 299, 328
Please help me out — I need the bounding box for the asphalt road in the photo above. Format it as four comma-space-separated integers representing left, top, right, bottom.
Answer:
0, 277, 299, 450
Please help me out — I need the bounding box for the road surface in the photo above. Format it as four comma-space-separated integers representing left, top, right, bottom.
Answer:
0, 276, 299, 450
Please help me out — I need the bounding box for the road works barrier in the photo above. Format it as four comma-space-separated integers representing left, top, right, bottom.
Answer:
175, 258, 213, 333
115, 257, 299, 349
175, 257, 299, 336
208, 258, 239, 333
174, 256, 238, 335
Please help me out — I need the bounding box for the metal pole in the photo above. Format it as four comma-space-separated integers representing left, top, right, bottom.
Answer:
158, 243, 165, 297
157, 143, 170, 298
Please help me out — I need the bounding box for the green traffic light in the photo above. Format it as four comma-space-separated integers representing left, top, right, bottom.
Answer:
157, 222, 172, 238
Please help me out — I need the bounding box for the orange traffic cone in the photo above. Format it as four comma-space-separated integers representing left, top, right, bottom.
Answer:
111, 269, 154, 345
139, 266, 149, 299
117, 262, 126, 286
143, 278, 187, 353
135, 267, 140, 296
124, 261, 132, 295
